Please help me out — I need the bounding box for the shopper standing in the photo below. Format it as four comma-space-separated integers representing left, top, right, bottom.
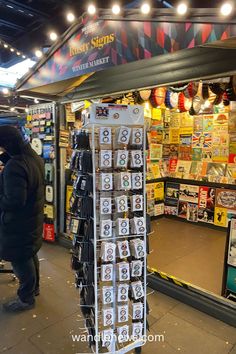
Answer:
0, 126, 44, 312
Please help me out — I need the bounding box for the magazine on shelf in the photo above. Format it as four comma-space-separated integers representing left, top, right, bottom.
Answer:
154, 203, 165, 216
178, 201, 188, 219
164, 205, 178, 215
198, 209, 214, 224
215, 189, 236, 210
179, 184, 199, 203
187, 203, 198, 222
214, 207, 227, 227
165, 182, 180, 205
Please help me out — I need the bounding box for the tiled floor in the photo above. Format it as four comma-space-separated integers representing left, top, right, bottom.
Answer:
148, 218, 227, 295
0, 242, 235, 354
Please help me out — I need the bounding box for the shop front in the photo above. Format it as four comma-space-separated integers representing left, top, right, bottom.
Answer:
16, 9, 236, 327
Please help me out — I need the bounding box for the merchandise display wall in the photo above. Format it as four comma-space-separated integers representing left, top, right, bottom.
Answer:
26, 103, 58, 241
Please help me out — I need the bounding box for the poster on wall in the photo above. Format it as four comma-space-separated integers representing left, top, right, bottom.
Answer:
169, 158, 178, 173
202, 149, 212, 161
212, 147, 229, 163
154, 182, 164, 200
197, 186, 215, 224
203, 115, 214, 132
216, 189, 236, 211
169, 128, 180, 144
228, 112, 236, 132
150, 143, 163, 160
180, 113, 193, 127
192, 148, 202, 161
194, 116, 203, 132
192, 132, 212, 148
178, 146, 192, 160
198, 208, 214, 224
212, 132, 229, 146
214, 207, 227, 227
213, 113, 228, 126
175, 160, 191, 179
180, 134, 192, 146
179, 184, 199, 203
165, 182, 179, 204
170, 112, 180, 128
206, 163, 226, 177
187, 203, 198, 222
164, 205, 178, 215
163, 130, 170, 144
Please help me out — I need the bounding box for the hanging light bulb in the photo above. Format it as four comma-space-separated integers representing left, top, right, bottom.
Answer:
67, 12, 75, 22
34, 98, 39, 104
141, 3, 151, 14
10, 48, 14, 52
49, 32, 58, 41
88, 4, 96, 15
177, 2, 188, 15
4, 44, 8, 48
112, 4, 121, 15
220, 2, 233, 16
35, 49, 43, 58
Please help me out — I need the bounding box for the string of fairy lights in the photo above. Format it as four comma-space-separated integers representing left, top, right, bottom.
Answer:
0, 1, 235, 113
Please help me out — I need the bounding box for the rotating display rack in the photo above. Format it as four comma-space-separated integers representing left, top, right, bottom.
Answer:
70, 104, 148, 353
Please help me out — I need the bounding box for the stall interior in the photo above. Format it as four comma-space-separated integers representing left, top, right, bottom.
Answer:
57, 78, 236, 301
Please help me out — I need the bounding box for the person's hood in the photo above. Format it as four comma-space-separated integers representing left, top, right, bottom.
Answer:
0, 125, 28, 156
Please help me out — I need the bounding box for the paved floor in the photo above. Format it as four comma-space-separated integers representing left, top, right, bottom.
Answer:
148, 218, 226, 295
0, 243, 235, 354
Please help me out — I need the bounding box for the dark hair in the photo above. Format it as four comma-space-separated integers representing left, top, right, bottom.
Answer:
0, 125, 26, 155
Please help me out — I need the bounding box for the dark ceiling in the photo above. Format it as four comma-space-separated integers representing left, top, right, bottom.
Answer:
0, 0, 223, 68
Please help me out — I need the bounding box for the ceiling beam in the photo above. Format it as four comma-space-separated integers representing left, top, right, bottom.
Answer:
2, 0, 50, 19
0, 19, 26, 32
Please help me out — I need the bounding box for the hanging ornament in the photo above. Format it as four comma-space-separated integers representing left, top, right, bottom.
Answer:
178, 92, 192, 112
165, 90, 179, 109
150, 87, 166, 108
184, 82, 199, 98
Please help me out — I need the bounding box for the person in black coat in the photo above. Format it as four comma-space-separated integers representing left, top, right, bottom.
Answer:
0, 126, 44, 312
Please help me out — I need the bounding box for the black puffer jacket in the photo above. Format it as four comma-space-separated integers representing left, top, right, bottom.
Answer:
0, 127, 44, 262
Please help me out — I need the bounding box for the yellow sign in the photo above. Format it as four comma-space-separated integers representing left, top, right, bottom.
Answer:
66, 185, 73, 213
152, 108, 162, 120
214, 207, 227, 227
179, 127, 193, 135
154, 182, 164, 200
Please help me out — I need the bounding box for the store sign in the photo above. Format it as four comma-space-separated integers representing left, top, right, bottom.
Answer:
21, 18, 232, 90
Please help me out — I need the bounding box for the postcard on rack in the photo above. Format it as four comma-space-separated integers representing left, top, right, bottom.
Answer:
215, 189, 236, 211
164, 205, 178, 215
214, 207, 227, 227
155, 203, 165, 216
212, 132, 229, 146
154, 182, 165, 201
179, 184, 199, 203
162, 130, 170, 144
169, 158, 178, 173
202, 149, 212, 161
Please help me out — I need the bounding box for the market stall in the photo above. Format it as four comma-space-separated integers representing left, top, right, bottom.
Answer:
16, 8, 236, 332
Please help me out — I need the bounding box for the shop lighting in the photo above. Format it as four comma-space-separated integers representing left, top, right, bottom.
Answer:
176, 2, 188, 15
67, 12, 75, 22
22, 55, 26, 59
25, 108, 29, 113
88, 4, 96, 15
35, 50, 43, 58
49, 32, 58, 41
34, 98, 39, 104
112, 4, 121, 15
141, 3, 151, 14
220, 2, 233, 16
10, 48, 14, 52
2, 88, 9, 95
3, 44, 8, 48
16, 51, 20, 56
10, 107, 15, 112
